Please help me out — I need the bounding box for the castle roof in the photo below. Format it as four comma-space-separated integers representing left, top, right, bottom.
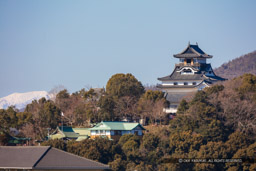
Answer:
158, 64, 225, 82
174, 43, 212, 58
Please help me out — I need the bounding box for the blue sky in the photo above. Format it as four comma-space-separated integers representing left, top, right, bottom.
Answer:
1, 0, 256, 97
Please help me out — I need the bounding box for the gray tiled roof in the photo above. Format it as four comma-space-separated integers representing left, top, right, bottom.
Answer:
35, 147, 109, 170
158, 66, 204, 81
158, 64, 226, 82
0, 146, 48, 169
174, 44, 212, 58
0, 146, 109, 170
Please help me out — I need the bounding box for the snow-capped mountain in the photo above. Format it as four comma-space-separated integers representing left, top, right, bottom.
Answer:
0, 91, 55, 110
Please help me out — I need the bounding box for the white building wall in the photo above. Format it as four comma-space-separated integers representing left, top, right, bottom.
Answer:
164, 107, 177, 113
162, 81, 174, 85
91, 130, 111, 136
162, 81, 201, 86
162, 83, 174, 86
91, 130, 96, 135
92, 129, 144, 137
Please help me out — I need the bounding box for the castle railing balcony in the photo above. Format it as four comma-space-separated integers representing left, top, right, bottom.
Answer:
175, 63, 202, 67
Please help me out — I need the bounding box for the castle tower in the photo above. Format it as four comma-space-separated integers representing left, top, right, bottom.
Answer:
157, 43, 226, 114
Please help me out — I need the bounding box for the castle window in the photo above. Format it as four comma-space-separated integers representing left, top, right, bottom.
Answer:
193, 82, 197, 85
186, 59, 191, 64
181, 68, 194, 75
183, 69, 192, 73
184, 82, 188, 85
174, 82, 178, 85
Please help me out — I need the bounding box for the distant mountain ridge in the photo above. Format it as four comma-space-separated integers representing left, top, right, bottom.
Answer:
214, 50, 256, 79
0, 91, 54, 110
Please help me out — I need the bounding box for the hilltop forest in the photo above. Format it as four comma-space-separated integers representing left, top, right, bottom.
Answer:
0, 73, 168, 140
0, 73, 256, 170
214, 50, 256, 79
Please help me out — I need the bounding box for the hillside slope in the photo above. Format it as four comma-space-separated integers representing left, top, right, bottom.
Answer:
214, 50, 256, 79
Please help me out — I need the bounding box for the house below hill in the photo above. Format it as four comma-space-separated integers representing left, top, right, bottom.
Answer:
49, 126, 90, 141
89, 121, 146, 141
8, 136, 31, 146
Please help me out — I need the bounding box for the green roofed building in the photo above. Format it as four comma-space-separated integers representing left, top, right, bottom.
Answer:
73, 128, 91, 141
89, 121, 146, 141
49, 126, 90, 141
8, 136, 31, 146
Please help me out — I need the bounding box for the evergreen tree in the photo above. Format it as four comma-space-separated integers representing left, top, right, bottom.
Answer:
106, 73, 144, 99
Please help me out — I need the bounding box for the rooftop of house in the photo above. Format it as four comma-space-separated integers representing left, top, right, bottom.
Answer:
73, 127, 91, 136
49, 126, 90, 140
0, 146, 109, 170
89, 121, 146, 131
57, 126, 79, 138
8, 136, 31, 144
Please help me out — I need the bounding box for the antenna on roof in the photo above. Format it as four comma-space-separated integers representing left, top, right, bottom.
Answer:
188, 41, 190, 46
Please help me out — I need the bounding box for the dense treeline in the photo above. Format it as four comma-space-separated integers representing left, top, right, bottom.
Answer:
214, 50, 256, 79
1, 73, 256, 170
0, 73, 168, 142
42, 73, 255, 170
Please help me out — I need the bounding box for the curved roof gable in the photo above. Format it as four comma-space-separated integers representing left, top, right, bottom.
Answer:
174, 43, 213, 58
157, 64, 226, 82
